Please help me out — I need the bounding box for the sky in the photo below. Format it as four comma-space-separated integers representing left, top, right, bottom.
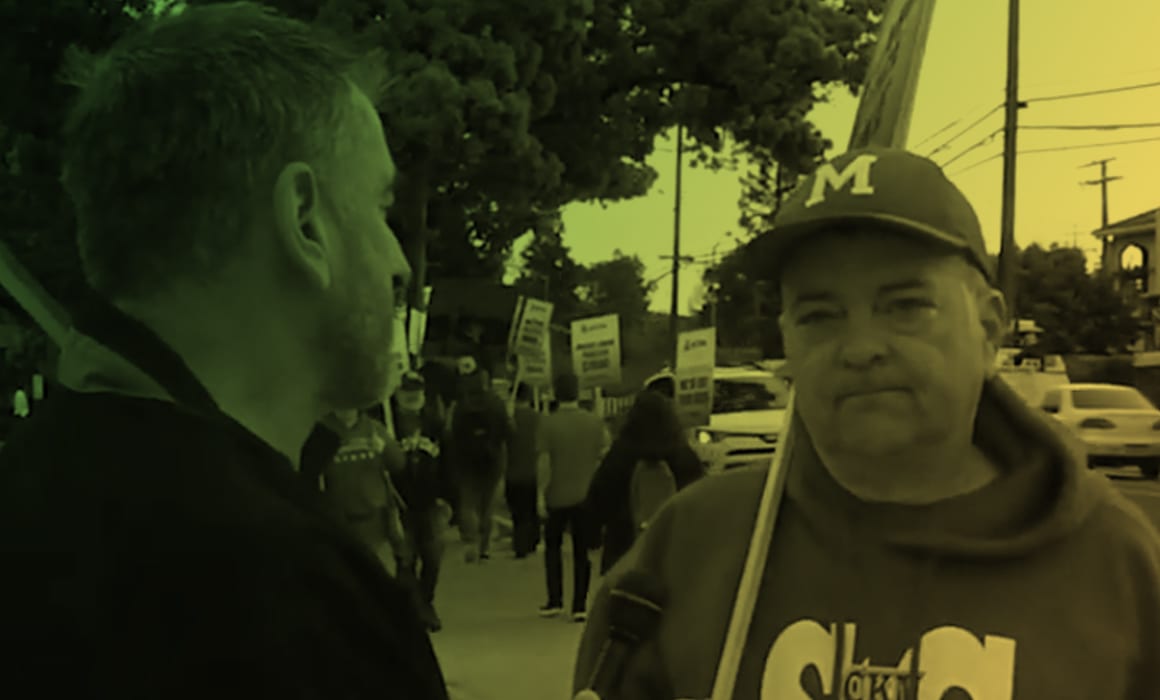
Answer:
508, 1, 1160, 314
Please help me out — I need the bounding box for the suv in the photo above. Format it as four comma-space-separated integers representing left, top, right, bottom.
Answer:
644, 364, 790, 473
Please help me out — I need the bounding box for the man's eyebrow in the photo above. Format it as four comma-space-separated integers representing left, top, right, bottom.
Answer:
877, 278, 931, 294
788, 279, 931, 306
789, 290, 837, 306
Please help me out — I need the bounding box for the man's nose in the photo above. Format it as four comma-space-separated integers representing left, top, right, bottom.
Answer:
835, 313, 890, 369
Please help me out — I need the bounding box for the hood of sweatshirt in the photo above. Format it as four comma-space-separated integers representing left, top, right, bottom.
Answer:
786, 374, 1109, 560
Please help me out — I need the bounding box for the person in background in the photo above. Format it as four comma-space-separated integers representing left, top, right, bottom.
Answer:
391, 370, 450, 632
449, 366, 512, 562
505, 381, 542, 558
585, 390, 705, 575
536, 371, 610, 622
320, 408, 411, 577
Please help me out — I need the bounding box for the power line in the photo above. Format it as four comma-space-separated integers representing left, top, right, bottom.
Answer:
1020, 121, 1160, 131
948, 134, 1160, 176
910, 99, 999, 151
937, 128, 1003, 168
926, 105, 1004, 158
1024, 79, 1160, 104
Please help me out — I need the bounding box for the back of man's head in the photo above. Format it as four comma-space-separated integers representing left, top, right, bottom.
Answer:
58, 1, 390, 303
554, 372, 580, 403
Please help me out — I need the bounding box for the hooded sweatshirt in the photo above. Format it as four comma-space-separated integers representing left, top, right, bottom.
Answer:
574, 377, 1160, 700
0, 299, 448, 700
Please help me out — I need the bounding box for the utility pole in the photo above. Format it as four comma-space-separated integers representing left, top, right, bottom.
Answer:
997, 0, 1023, 322
669, 123, 685, 363
1080, 157, 1122, 264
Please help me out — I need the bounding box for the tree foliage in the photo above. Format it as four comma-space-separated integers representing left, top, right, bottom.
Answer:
578, 249, 654, 329
698, 233, 784, 356
1, 0, 886, 334
0, 0, 155, 314
512, 211, 588, 324
1018, 244, 1142, 354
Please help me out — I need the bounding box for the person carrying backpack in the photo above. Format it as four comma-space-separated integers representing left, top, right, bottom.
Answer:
449, 367, 513, 562
585, 390, 705, 574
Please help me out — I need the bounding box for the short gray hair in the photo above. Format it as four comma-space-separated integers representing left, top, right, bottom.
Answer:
58, 2, 392, 302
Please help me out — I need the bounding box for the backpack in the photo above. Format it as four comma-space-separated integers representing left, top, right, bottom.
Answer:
453, 394, 504, 463
629, 458, 677, 533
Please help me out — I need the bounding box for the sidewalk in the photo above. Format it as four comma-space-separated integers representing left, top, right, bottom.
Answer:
431, 525, 600, 700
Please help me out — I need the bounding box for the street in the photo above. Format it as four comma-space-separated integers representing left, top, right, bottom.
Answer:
428, 471, 1160, 700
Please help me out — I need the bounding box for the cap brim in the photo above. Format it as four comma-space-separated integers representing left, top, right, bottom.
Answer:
765, 213, 989, 280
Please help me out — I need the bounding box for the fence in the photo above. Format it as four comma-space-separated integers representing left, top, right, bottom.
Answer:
600, 394, 637, 419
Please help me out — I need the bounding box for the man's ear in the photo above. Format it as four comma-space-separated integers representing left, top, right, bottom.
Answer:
271, 162, 332, 292
777, 313, 797, 378
980, 289, 1010, 374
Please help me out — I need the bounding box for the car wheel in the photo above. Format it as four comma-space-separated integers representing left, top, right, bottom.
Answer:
1140, 459, 1160, 480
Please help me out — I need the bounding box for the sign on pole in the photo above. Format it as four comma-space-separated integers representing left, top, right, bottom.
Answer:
508, 296, 554, 389
388, 303, 410, 394
520, 326, 553, 388
512, 298, 554, 359
571, 314, 621, 389
407, 285, 434, 360
847, 0, 940, 150
674, 327, 715, 428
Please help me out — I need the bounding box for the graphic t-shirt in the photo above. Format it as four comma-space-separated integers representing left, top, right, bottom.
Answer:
575, 378, 1160, 699
321, 415, 394, 521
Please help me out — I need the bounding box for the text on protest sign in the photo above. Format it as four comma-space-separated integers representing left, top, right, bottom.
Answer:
571, 314, 622, 389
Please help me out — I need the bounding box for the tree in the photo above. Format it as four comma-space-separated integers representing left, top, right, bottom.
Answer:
513, 210, 588, 323
698, 233, 785, 357
2, 0, 887, 342
0, 0, 155, 315
1018, 243, 1141, 354
245, 0, 888, 304
578, 249, 654, 329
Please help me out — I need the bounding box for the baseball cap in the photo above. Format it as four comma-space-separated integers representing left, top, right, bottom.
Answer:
768, 147, 994, 283
399, 370, 424, 391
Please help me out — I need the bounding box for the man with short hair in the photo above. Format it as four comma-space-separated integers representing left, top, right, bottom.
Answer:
575, 147, 1160, 699
0, 4, 448, 698
537, 371, 609, 622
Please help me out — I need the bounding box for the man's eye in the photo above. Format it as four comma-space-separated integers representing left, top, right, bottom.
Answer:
887, 298, 935, 313
798, 310, 839, 325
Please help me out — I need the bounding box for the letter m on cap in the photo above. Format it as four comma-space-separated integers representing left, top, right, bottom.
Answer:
803, 154, 879, 208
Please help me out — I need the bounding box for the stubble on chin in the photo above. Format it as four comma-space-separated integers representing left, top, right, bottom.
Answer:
315, 292, 395, 411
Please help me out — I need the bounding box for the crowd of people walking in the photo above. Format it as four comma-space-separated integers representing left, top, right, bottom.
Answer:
311, 354, 708, 631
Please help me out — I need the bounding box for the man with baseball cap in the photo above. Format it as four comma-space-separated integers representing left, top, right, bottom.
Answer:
574, 147, 1160, 699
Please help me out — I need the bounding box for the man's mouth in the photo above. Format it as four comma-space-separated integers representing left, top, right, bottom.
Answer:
840, 387, 909, 400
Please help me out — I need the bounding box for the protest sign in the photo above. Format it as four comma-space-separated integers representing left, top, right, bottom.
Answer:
571, 314, 621, 389
674, 327, 716, 427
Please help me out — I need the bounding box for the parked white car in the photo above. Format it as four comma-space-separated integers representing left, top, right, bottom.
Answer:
1039, 383, 1160, 480
644, 364, 790, 473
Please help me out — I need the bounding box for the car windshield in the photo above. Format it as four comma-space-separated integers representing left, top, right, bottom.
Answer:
1070, 388, 1153, 410
713, 378, 787, 414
